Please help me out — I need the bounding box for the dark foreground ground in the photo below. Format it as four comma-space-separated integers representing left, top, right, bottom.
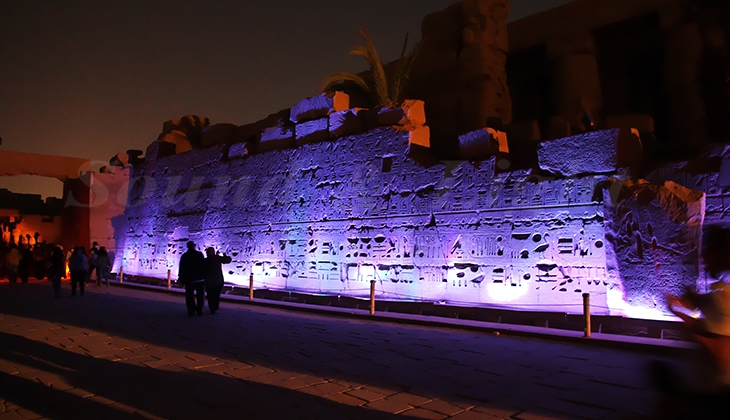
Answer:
0, 280, 692, 419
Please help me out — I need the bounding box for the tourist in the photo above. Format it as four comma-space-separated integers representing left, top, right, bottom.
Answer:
96, 246, 111, 286
68, 246, 88, 297
32, 242, 47, 280
49, 246, 65, 298
88, 241, 99, 284
204, 247, 231, 314
5, 243, 20, 283
659, 224, 730, 418
178, 241, 206, 316
18, 244, 32, 283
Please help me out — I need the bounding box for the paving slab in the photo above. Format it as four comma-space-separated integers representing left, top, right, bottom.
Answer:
0, 281, 700, 419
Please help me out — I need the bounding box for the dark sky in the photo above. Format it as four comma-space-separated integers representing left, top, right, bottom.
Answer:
0, 0, 573, 197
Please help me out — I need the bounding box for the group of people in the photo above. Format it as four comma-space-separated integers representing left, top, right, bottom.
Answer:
0, 239, 57, 283
178, 241, 231, 316
64, 242, 113, 297
1, 237, 113, 298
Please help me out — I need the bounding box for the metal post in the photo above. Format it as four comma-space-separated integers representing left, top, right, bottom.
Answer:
119, 266, 124, 284
370, 280, 376, 315
167, 269, 171, 290
583, 293, 591, 338
249, 273, 254, 301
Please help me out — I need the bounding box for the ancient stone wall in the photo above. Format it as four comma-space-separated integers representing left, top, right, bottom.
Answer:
602, 180, 705, 312
108, 0, 730, 319
114, 126, 631, 315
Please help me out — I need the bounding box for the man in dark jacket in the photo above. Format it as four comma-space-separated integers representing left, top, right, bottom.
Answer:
178, 241, 206, 316
204, 247, 231, 314
68, 246, 88, 297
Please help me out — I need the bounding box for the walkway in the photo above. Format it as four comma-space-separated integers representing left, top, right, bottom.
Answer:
0, 280, 690, 419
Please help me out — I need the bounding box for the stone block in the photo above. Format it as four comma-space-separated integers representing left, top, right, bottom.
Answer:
295, 118, 329, 146
408, 125, 430, 148
406, 143, 439, 167
127, 150, 144, 164
161, 115, 210, 148
259, 126, 295, 152
109, 152, 129, 167
227, 143, 248, 159
538, 128, 641, 176
458, 127, 508, 160
603, 179, 705, 313
290, 92, 349, 123
234, 123, 263, 145
401, 99, 427, 126
357, 107, 381, 130
377, 106, 406, 127
329, 109, 364, 138
145, 141, 177, 161
201, 123, 238, 148
376, 100, 427, 127
158, 130, 192, 154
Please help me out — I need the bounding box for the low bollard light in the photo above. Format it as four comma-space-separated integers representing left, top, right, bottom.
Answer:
167, 269, 171, 290
119, 266, 124, 284
249, 273, 254, 301
370, 280, 376, 315
583, 293, 591, 338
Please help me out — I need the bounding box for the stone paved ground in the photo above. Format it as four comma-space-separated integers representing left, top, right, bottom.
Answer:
0, 280, 687, 420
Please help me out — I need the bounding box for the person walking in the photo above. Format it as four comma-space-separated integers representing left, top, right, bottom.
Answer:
68, 246, 88, 297
96, 247, 111, 286
18, 244, 32, 283
88, 241, 99, 285
5, 244, 20, 283
660, 224, 730, 418
178, 241, 206, 316
204, 247, 231, 314
49, 246, 66, 298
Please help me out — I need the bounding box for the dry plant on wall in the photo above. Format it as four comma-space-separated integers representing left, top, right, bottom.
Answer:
322, 27, 420, 107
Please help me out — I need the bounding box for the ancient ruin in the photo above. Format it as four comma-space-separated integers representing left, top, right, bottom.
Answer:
97, 0, 730, 319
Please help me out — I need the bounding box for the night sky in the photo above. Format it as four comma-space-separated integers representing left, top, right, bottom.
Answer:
0, 0, 573, 198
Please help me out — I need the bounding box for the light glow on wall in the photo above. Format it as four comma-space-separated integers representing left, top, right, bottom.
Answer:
114, 128, 712, 321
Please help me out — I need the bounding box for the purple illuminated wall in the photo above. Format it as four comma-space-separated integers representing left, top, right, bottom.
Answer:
111, 116, 730, 319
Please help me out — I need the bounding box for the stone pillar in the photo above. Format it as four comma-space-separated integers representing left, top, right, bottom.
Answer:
661, 14, 709, 154
460, 0, 512, 128
408, 0, 512, 158
61, 177, 91, 255
547, 33, 603, 132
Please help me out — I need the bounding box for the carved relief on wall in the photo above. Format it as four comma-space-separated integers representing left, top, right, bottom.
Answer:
117, 129, 620, 314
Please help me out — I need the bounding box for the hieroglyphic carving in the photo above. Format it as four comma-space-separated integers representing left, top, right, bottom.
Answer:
118, 128, 619, 314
